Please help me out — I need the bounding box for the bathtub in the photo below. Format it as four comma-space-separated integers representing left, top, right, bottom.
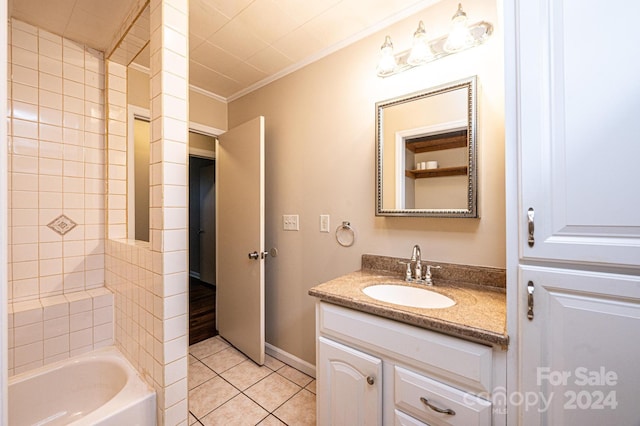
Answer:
9, 346, 156, 425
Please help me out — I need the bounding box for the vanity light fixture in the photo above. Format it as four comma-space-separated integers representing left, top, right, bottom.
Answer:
376, 3, 492, 77
407, 21, 432, 65
443, 3, 474, 53
376, 35, 397, 76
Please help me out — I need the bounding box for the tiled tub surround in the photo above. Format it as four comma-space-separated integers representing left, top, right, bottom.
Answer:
7, 19, 106, 303
7, 287, 114, 376
309, 254, 508, 347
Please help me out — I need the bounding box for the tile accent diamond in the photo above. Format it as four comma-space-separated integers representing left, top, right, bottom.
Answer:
47, 214, 77, 236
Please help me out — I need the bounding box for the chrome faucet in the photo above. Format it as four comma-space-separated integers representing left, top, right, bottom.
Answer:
411, 244, 423, 282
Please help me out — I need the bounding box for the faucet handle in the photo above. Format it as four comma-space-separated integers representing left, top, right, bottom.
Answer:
424, 265, 441, 285
399, 261, 413, 281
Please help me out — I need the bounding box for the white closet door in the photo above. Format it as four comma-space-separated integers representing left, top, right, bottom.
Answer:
519, 265, 640, 425
517, 0, 640, 267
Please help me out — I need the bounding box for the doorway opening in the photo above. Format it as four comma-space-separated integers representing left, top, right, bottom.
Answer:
189, 154, 217, 345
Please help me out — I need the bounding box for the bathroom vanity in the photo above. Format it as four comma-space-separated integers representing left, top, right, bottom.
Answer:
309, 256, 508, 425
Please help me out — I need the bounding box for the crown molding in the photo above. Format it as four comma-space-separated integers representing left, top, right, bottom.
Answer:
226, 0, 440, 102
127, 62, 228, 104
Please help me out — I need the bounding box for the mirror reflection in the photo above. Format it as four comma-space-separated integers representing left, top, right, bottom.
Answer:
376, 76, 477, 217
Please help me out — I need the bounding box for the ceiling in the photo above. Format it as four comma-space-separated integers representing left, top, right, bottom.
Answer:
9, 0, 439, 100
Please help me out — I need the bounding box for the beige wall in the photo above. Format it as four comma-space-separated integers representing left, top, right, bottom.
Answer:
228, 0, 505, 365
190, 90, 227, 131
134, 118, 150, 241
128, 67, 227, 131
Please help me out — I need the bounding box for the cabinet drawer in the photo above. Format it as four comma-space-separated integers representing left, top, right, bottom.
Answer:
395, 366, 491, 426
319, 302, 493, 394
395, 409, 428, 426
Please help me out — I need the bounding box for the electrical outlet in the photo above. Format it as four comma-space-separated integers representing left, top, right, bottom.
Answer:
320, 214, 330, 233
283, 214, 299, 231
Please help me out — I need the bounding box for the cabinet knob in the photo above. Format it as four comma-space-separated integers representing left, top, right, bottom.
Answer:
366, 376, 375, 385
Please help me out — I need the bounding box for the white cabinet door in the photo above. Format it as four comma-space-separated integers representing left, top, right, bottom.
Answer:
516, 0, 640, 267
519, 265, 640, 425
318, 336, 382, 425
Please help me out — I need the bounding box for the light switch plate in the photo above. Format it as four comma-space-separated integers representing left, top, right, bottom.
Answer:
320, 214, 330, 233
283, 214, 299, 231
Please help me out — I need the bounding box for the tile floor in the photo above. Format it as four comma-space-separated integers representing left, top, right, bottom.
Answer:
189, 336, 316, 425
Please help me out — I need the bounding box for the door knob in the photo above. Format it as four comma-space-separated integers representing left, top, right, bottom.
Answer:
248, 251, 260, 260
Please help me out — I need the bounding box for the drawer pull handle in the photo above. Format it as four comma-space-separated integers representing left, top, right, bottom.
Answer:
366, 376, 375, 385
420, 397, 456, 416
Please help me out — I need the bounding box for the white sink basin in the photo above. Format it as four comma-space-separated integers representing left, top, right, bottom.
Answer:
362, 284, 455, 309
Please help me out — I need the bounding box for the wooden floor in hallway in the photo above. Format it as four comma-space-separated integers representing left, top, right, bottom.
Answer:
189, 276, 217, 346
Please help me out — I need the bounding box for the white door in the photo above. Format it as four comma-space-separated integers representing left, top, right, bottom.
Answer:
199, 164, 215, 285
217, 116, 265, 365
517, 0, 640, 267
519, 266, 640, 424
318, 336, 382, 425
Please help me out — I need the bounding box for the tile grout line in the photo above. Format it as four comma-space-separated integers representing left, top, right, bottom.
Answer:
188, 337, 315, 425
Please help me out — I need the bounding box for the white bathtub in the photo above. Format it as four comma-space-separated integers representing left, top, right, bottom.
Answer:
9, 346, 156, 426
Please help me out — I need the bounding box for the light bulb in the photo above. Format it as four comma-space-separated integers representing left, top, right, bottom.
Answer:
407, 21, 433, 66
443, 3, 473, 53
376, 36, 397, 76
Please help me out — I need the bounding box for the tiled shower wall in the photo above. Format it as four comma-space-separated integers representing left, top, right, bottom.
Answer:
105, 0, 190, 423
7, 19, 105, 304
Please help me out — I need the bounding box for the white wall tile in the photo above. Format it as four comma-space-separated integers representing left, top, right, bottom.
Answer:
39, 92, 62, 112
14, 341, 43, 367
14, 322, 43, 347
13, 83, 38, 104
12, 64, 38, 87
39, 56, 63, 77
70, 310, 93, 332
10, 209, 38, 226
11, 28, 37, 52
40, 73, 63, 94
39, 38, 62, 61
70, 328, 93, 351
44, 334, 69, 358
44, 316, 69, 339
12, 119, 38, 139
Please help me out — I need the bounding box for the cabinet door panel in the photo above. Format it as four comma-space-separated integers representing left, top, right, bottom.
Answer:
318, 336, 382, 425
517, 0, 640, 267
519, 266, 640, 425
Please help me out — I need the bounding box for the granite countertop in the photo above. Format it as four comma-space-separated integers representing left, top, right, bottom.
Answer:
309, 269, 508, 348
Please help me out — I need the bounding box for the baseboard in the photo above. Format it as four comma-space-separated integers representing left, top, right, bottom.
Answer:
189, 271, 201, 279
265, 342, 316, 378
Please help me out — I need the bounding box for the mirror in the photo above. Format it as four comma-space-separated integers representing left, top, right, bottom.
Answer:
376, 76, 477, 217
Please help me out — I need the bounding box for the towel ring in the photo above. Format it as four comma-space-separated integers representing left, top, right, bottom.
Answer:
336, 221, 356, 247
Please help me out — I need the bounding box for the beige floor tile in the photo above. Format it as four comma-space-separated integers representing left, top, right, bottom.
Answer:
189, 412, 200, 425
189, 354, 200, 365
304, 379, 316, 394
190, 336, 230, 359
200, 393, 269, 426
244, 372, 302, 412
264, 354, 284, 371
200, 346, 247, 373
257, 415, 286, 425
220, 359, 272, 391
188, 375, 239, 419
277, 365, 313, 388
189, 361, 217, 390
273, 389, 316, 426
